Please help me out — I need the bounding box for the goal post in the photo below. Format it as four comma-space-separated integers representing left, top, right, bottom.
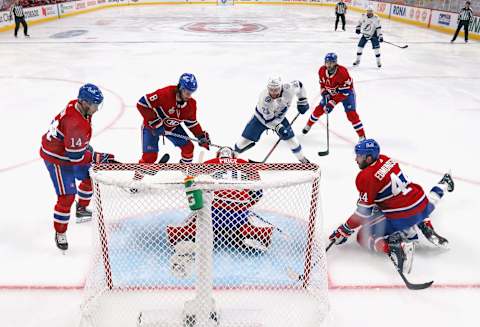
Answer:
81, 163, 330, 327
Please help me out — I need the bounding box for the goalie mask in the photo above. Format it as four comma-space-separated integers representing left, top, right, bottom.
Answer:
217, 147, 237, 159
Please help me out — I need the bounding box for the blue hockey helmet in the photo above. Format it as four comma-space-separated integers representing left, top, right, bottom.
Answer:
325, 52, 338, 63
78, 83, 104, 105
178, 73, 198, 92
355, 139, 380, 160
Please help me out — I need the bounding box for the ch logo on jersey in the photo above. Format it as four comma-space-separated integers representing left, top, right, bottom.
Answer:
163, 118, 181, 128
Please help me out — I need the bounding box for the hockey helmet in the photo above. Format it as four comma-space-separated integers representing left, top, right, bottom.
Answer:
267, 76, 282, 96
78, 83, 104, 105
217, 147, 237, 159
178, 73, 198, 92
355, 139, 380, 161
324, 52, 338, 63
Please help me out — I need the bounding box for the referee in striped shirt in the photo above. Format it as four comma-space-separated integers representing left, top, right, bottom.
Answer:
10, 0, 29, 38
451, 1, 473, 43
335, 0, 347, 31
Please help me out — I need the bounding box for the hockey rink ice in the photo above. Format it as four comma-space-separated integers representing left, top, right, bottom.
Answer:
1, 3, 480, 326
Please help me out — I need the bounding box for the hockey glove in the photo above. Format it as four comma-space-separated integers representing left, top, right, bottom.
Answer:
198, 131, 211, 150
324, 100, 336, 114
379, 35, 384, 42
93, 152, 115, 164
329, 223, 354, 245
274, 124, 292, 140
148, 117, 163, 130
356, 28, 361, 35
297, 98, 310, 114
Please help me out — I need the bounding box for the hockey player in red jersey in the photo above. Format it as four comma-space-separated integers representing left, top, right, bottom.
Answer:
302, 53, 366, 142
329, 139, 454, 274
40, 84, 115, 251
167, 147, 272, 252
135, 73, 211, 167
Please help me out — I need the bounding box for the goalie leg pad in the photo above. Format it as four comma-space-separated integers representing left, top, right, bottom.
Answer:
238, 218, 273, 248
167, 222, 196, 246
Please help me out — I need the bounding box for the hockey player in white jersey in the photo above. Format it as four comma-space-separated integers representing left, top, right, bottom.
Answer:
353, 6, 383, 68
234, 77, 310, 163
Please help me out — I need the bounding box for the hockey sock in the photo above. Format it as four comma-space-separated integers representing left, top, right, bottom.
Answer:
357, 229, 389, 253
307, 105, 325, 126
286, 137, 305, 160
180, 142, 194, 163
78, 179, 93, 208
346, 111, 365, 138
374, 48, 381, 65
428, 183, 448, 206
135, 152, 158, 180
356, 47, 363, 62
53, 194, 75, 233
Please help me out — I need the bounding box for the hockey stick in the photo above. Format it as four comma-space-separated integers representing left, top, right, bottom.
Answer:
388, 256, 434, 290
163, 130, 225, 150
249, 112, 301, 163
287, 240, 335, 282
317, 113, 329, 156
384, 40, 408, 49
112, 153, 170, 176
250, 211, 290, 238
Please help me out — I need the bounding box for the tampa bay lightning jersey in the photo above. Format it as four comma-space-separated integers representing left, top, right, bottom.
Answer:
254, 81, 307, 129
356, 15, 382, 39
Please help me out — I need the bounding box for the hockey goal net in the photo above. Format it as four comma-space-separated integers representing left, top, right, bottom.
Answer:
81, 162, 330, 327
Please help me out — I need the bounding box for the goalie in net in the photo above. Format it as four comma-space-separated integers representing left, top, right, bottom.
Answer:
167, 147, 272, 256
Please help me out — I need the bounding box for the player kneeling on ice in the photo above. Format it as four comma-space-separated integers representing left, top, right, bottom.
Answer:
329, 139, 454, 274
40, 84, 115, 251
168, 147, 273, 276
234, 77, 310, 163
353, 6, 383, 68
135, 73, 211, 171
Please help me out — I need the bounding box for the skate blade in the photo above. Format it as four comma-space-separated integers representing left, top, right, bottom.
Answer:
76, 216, 92, 224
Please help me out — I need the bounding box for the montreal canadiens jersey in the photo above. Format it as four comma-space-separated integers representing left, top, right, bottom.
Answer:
355, 154, 428, 220
356, 14, 382, 39
254, 81, 307, 129
40, 100, 92, 166
203, 157, 261, 211
136, 85, 204, 136
318, 65, 354, 101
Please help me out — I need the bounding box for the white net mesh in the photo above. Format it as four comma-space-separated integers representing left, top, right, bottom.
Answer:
81, 163, 329, 327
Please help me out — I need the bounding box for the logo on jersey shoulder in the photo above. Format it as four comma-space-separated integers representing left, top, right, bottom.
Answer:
163, 118, 181, 128
264, 96, 272, 103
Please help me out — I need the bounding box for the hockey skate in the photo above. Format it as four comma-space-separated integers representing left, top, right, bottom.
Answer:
302, 125, 311, 134
417, 220, 449, 249
387, 233, 415, 274
55, 232, 68, 251
439, 172, 454, 192
76, 202, 92, 223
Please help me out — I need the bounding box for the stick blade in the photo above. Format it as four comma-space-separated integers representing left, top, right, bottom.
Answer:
405, 279, 434, 290
318, 150, 329, 156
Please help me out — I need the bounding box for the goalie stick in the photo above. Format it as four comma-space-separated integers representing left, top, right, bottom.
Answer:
249, 112, 301, 163
317, 112, 329, 156
384, 40, 408, 49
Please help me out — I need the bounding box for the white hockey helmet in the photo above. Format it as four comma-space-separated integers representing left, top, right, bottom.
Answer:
217, 146, 237, 159
267, 76, 282, 97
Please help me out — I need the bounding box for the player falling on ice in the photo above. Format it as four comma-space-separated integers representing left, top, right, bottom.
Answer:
329, 139, 454, 274
40, 84, 115, 251
167, 147, 273, 277
303, 53, 366, 142
135, 73, 211, 170
353, 6, 383, 68
234, 77, 310, 163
